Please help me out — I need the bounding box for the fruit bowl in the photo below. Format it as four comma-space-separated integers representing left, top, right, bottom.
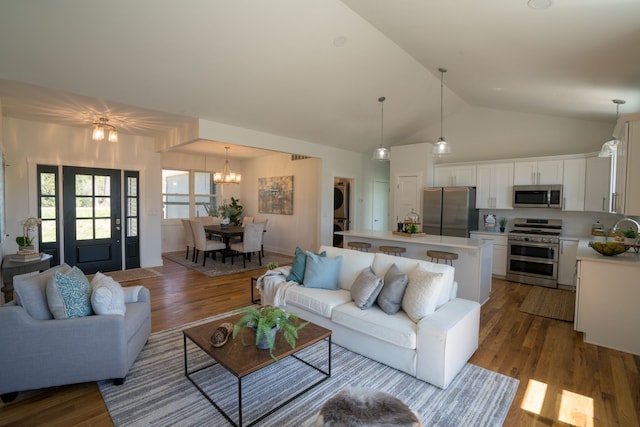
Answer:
589, 241, 627, 256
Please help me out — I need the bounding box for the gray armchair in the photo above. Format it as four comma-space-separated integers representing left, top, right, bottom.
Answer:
0, 264, 151, 402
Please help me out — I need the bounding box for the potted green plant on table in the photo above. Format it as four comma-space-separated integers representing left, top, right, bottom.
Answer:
499, 217, 508, 233
232, 306, 308, 360
214, 197, 243, 227
621, 228, 639, 245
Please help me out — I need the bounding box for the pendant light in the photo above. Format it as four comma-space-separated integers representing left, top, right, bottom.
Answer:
433, 68, 451, 156
213, 147, 242, 184
598, 99, 625, 157
92, 117, 118, 142
372, 96, 391, 161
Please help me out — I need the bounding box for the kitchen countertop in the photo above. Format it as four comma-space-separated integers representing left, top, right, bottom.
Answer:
576, 240, 640, 264
337, 230, 487, 250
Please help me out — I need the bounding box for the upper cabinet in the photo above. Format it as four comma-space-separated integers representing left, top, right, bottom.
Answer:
584, 155, 611, 213
562, 158, 586, 211
514, 159, 563, 185
476, 163, 514, 209
613, 119, 640, 215
433, 165, 476, 187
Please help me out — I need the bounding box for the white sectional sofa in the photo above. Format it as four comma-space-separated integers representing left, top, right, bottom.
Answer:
262, 245, 481, 389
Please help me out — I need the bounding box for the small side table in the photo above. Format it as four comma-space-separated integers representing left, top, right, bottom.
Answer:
250, 275, 261, 305
1, 254, 52, 303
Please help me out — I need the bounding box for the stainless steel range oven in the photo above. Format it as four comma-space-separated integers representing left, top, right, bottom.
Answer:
505, 218, 562, 288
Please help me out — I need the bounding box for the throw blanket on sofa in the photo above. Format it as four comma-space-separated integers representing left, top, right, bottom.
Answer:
256, 267, 297, 306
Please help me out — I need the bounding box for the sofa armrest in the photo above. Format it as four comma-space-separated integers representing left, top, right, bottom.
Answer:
136, 286, 151, 303
415, 298, 480, 388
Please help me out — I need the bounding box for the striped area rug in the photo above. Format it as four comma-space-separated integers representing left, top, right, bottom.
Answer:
98, 313, 518, 426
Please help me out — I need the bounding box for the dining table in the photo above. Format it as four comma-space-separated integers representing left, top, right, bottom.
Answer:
203, 224, 244, 248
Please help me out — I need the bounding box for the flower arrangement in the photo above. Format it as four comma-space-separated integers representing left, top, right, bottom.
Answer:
213, 197, 243, 226
16, 217, 41, 248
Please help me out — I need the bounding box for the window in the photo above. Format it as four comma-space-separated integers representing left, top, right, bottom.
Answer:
37, 165, 60, 265
162, 169, 217, 219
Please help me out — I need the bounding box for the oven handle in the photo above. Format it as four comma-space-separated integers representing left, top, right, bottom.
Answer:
507, 239, 558, 249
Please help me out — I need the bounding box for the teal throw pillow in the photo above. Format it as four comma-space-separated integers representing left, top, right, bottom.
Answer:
303, 251, 342, 290
46, 266, 94, 319
287, 247, 326, 283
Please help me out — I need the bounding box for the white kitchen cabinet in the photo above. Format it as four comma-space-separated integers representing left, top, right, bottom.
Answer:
612, 119, 640, 215
562, 158, 585, 211
475, 163, 514, 209
433, 165, 476, 187
514, 159, 563, 185
470, 231, 508, 277
557, 238, 578, 287
575, 258, 640, 355
584, 155, 611, 212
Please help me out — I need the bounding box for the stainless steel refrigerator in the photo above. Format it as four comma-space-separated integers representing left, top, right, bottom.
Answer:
422, 187, 478, 237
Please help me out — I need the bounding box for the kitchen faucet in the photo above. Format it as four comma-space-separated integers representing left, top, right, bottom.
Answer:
612, 217, 640, 234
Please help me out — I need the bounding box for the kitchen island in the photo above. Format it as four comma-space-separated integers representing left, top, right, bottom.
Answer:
575, 242, 640, 355
337, 230, 493, 304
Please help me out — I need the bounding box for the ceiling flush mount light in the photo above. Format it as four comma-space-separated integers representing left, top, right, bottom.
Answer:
92, 117, 118, 142
372, 96, 391, 161
433, 68, 451, 156
598, 99, 626, 158
214, 147, 242, 184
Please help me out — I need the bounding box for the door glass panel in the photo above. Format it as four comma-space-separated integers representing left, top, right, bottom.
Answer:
94, 175, 111, 196
96, 197, 111, 217
40, 196, 56, 219
127, 198, 137, 216
75, 175, 93, 195
95, 219, 111, 239
76, 219, 94, 240
127, 218, 138, 237
76, 197, 93, 217
41, 220, 56, 243
127, 176, 137, 197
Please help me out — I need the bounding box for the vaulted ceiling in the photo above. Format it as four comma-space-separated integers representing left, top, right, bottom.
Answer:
1, 0, 638, 158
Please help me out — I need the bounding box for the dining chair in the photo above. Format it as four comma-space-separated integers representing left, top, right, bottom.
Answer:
195, 216, 223, 241
190, 220, 227, 266
181, 219, 195, 261
230, 222, 265, 268
254, 217, 269, 257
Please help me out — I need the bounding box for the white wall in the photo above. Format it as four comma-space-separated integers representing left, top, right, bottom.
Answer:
3, 117, 163, 268
406, 105, 614, 164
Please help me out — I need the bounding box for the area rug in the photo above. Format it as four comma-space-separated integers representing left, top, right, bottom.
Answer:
519, 285, 576, 322
163, 251, 293, 277
98, 312, 519, 426
87, 268, 163, 283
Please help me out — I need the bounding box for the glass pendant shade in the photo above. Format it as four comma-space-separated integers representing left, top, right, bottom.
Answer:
433, 68, 451, 156
599, 100, 625, 157
91, 117, 118, 142
372, 96, 390, 161
92, 126, 105, 141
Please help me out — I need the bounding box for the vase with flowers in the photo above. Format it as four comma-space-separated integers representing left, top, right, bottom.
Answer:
16, 217, 41, 254
214, 197, 243, 227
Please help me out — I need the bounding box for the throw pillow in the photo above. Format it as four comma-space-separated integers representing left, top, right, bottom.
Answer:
302, 251, 342, 290
286, 247, 326, 283
401, 264, 445, 322
350, 267, 384, 309
14, 264, 71, 320
46, 266, 94, 319
376, 263, 409, 315
90, 272, 126, 316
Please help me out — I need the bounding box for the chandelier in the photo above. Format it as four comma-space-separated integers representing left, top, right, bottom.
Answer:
214, 147, 242, 184
92, 117, 118, 142
433, 68, 451, 156
372, 96, 391, 161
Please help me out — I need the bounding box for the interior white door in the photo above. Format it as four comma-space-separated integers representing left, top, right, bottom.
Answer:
394, 175, 420, 224
372, 179, 389, 231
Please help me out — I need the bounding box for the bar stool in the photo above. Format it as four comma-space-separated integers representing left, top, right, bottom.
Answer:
347, 241, 371, 252
379, 245, 407, 256
427, 250, 459, 266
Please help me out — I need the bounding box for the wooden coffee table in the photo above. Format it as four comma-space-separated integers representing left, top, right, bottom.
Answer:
183, 313, 332, 426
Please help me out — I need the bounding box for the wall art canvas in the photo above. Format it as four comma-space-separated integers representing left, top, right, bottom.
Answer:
258, 176, 294, 215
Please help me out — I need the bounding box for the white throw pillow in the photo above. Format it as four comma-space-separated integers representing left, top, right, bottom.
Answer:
90, 272, 126, 316
401, 264, 445, 322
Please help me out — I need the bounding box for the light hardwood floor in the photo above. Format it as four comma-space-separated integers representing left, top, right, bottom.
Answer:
1, 257, 638, 426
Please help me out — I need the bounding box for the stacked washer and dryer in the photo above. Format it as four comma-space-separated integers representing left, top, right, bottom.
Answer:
333, 180, 350, 247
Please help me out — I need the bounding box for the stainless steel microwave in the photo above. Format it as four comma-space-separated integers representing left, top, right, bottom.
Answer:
513, 185, 563, 208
